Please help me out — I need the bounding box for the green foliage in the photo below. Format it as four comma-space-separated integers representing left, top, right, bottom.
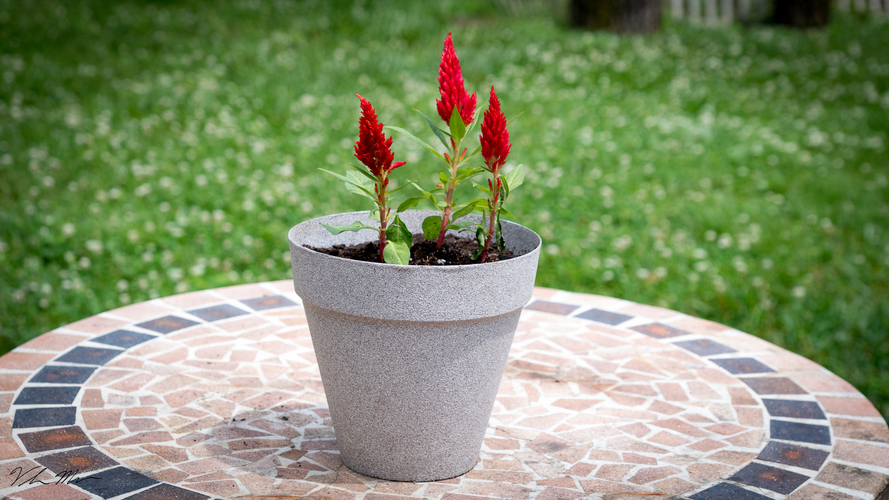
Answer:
0, 0, 887, 421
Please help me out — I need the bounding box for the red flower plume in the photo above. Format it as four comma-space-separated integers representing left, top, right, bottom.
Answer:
480, 86, 510, 173
354, 95, 405, 178
436, 33, 477, 127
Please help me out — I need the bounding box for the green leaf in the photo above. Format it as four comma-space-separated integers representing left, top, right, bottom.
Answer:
319, 168, 376, 201
473, 182, 491, 195
385, 126, 446, 162
383, 215, 412, 265
455, 166, 484, 182
415, 109, 451, 149
451, 203, 476, 222
349, 165, 378, 182
397, 196, 424, 212
471, 226, 485, 260
439, 172, 450, 186
499, 206, 517, 220
422, 216, 442, 240
502, 164, 525, 198
320, 221, 377, 235
506, 111, 524, 127
447, 220, 480, 231
495, 215, 505, 252
448, 107, 466, 143
410, 182, 443, 209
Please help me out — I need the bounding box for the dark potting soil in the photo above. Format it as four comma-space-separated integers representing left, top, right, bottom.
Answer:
306, 234, 516, 265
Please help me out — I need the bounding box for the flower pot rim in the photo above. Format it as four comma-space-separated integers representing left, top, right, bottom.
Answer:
289, 209, 542, 269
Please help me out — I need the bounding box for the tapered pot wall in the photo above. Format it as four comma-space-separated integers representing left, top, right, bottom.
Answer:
288, 211, 541, 482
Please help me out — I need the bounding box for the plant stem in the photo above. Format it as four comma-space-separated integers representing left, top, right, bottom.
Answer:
479, 175, 501, 263
376, 178, 388, 262
436, 139, 461, 249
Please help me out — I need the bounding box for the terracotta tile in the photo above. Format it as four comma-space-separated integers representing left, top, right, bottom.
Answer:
164, 389, 203, 408
687, 463, 734, 483
82, 409, 123, 430
162, 290, 219, 308
831, 417, 889, 443
817, 396, 882, 417
688, 438, 727, 452
726, 429, 766, 448
188, 480, 241, 497
792, 371, 857, 394
0, 436, 25, 459
372, 481, 424, 495
736, 407, 763, 427
688, 381, 720, 400
65, 315, 128, 334
0, 352, 55, 370
484, 459, 526, 471
91, 430, 124, 444
0, 416, 11, 436
648, 431, 690, 447
108, 431, 174, 446
217, 283, 276, 299
656, 383, 689, 402
815, 462, 889, 496
536, 476, 577, 488
728, 386, 757, 406
706, 423, 747, 435
2, 482, 93, 500
0, 393, 12, 413
647, 401, 683, 415
622, 452, 657, 465
650, 477, 696, 496
485, 438, 521, 450
217, 316, 270, 333
105, 373, 155, 393
670, 317, 730, 335
108, 302, 176, 321
36, 445, 118, 474
126, 483, 211, 500
834, 439, 889, 469
650, 418, 708, 438
579, 479, 650, 495
626, 465, 680, 484
140, 444, 188, 463
785, 484, 859, 500
457, 481, 533, 499
20, 332, 89, 352
124, 418, 162, 432
706, 450, 758, 465
78, 388, 103, 408
594, 464, 634, 480
149, 468, 190, 483
465, 470, 534, 484
536, 487, 585, 500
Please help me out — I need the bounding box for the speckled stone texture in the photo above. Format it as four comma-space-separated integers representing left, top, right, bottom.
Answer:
288, 211, 542, 322
289, 211, 542, 481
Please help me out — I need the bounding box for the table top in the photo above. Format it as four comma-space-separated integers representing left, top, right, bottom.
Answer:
1, 280, 887, 500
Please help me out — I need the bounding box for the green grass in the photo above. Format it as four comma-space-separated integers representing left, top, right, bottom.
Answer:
1, 0, 887, 420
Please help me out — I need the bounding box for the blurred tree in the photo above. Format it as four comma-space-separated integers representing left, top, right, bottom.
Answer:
569, 0, 661, 33
773, 0, 831, 28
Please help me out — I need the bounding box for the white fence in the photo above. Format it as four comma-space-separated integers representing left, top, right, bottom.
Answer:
669, 0, 888, 24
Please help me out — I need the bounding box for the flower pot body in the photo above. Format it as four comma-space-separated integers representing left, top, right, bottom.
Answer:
288, 210, 541, 482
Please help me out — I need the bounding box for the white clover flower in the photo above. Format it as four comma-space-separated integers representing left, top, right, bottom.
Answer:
85, 240, 103, 254
62, 223, 75, 237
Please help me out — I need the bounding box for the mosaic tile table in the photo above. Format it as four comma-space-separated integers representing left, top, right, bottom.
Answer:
1, 281, 888, 500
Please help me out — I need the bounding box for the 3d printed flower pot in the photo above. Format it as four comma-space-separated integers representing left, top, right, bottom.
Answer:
288, 210, 541, 482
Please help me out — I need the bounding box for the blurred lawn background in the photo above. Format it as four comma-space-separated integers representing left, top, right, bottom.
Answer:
0, 0, 887, 420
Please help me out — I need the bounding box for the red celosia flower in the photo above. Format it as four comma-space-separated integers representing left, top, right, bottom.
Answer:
436, 33, 477, 127
354, 95, 406, 178
480, 86, 510, 173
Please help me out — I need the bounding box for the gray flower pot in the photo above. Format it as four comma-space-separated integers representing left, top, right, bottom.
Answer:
288, 210, 541, 482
